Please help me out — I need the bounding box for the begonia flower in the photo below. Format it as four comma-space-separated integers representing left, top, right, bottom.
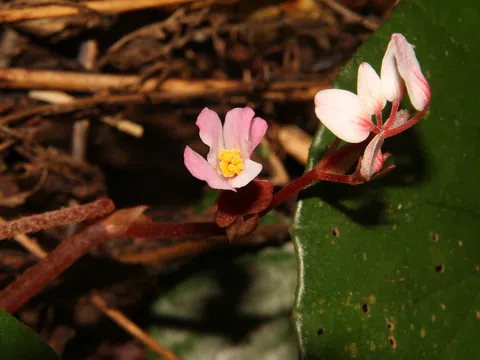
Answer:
314, 33, 431, 144
184, 107, 268, 191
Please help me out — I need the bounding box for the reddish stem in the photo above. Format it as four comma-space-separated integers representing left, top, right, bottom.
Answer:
269, 167, 319, 209
384, 109, 426, 138
0, 206, 147, 313
123, 221, 224, 238
383, 100, 400, 131
0, 220, 109, 313
0, 198, 115, 241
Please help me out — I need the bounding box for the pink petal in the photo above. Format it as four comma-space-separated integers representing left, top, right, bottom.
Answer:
380, 37, 405, 103
314, 89, 373, 143
227, 159, 262, 188
357, 62, 386, 114
184, 146, 234, 191
360, 132, 385, 180
249, 117, 268, 155
223, 107, 255, 156
391, 34, 431, 110
196, 107, 225, 167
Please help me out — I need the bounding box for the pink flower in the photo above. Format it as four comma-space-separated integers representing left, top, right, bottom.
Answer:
359, 132, 389, 180
314, 33, 431, 144
184, 107, 268, 191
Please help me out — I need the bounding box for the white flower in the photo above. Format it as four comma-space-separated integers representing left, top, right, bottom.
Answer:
314, 33, 431, 180
314, 33, 431, 144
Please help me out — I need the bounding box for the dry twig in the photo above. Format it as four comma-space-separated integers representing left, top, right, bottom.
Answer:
90, 295, 180, 360
277, 125, 312, 165
0, 0, 196, 23
319, 0, 379, 30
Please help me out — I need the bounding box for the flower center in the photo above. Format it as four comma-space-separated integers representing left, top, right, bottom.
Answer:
218, 149, 244, 177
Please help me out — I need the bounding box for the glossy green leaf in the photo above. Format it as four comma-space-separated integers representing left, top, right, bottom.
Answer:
148, 248, 297, 359
292, 0, 480, 358
0, 310, 59, 360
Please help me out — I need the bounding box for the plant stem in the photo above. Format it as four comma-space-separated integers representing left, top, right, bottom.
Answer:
269, 167, 319, 210
0, 198, 114, 241
123, 221, 224, 239
0, 220, 109, 313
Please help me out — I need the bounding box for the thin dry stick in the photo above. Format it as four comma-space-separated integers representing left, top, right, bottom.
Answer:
0, 68, 330, 94
0, 198, 114, 241
319, 0, 379, 30
0, 218, 47, 258
0, 0, 195, 23
90, 295, 180, 360
72, 119, 90, 162
30, 91, 144, 138
260, 139, 289, 186
0, 87, 247, 127
277, 125, 312, 165
1, 68, 158, 92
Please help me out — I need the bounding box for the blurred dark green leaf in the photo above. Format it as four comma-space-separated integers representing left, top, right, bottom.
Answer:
0, 310, 59, 360
148, 248, 298, 359
292, 0, 480, 358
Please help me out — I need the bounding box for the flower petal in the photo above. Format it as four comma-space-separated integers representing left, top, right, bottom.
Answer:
357, 62, 386, 114
196, 107, 224, 167
314, 89, 373, 143
184, 146, 234, 190
249, 116, 268, 154
380, 36, 405, 103
391, 33, 431, 110
227, 159, 262, 188
223, 107, 255, 156
360, 132, 385, 180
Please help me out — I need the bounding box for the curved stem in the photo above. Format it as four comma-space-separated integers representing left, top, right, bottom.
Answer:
122, 220, 224, 239
268, 167, 319, 210
384, 109, 426, 138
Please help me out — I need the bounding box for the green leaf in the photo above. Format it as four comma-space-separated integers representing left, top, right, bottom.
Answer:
148, 248, 298, 359
292, 0, 480, 359
0, 310, 59, 360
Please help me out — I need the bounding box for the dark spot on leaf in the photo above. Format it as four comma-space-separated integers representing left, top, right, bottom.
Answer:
386, 320, 395, 331
317, 328, 324, 336
362, 303, 370, 314
388, 336, 397, 349
435, 264, 444, 273
332, 226, 340, 238
432, 232, 439, 242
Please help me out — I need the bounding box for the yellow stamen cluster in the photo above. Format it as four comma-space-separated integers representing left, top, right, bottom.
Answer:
219, 149, 244, 177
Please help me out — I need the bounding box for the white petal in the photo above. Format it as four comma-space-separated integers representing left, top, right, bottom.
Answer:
314, 89, 372, 143
360, 132, 385, 180
380, 37, 405, 103
357, 62, 386, 114
391, 34, 431, 110
227, 159, 262, 188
